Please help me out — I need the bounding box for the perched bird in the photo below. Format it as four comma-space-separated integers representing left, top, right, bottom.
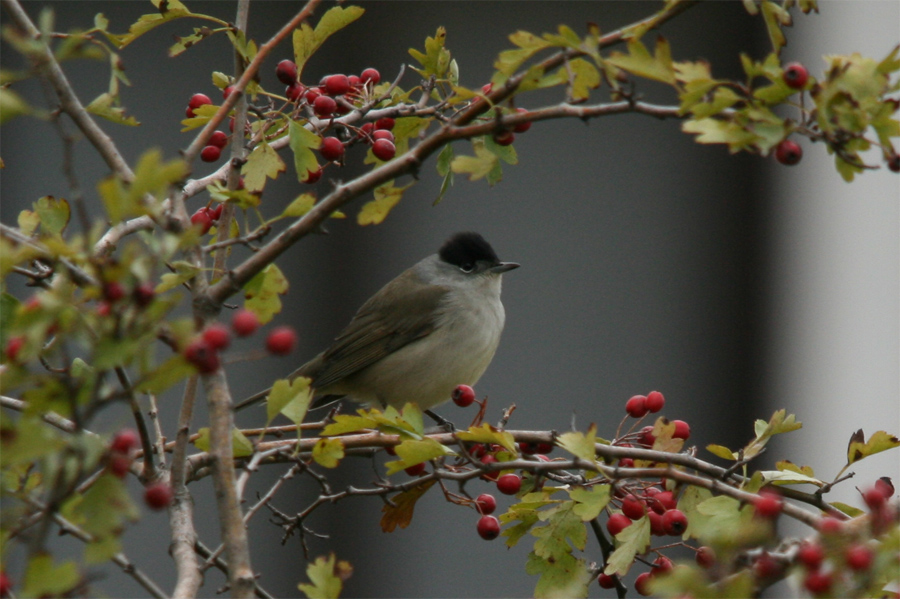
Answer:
235, 232, 518, 412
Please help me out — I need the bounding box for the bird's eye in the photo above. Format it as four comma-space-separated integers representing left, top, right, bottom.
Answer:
459, 262, 475, 273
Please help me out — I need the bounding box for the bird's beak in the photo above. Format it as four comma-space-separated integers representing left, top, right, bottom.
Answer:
491, 262, 520, 274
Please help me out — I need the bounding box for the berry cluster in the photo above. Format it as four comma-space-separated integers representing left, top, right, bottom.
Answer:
182, 309, 297, 374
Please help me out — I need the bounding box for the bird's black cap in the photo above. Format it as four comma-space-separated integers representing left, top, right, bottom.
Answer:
439, 232, 500, 269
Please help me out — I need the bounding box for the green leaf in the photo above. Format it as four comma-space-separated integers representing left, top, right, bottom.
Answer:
706, 443, 738, 460
63, 472, 139, 539
450, 142, 499, 181
745, 409, 802, 459
385, 438, 455, 475
604, 516, 651, 576
85, 534, 122, 564
570, 484, 611, 521
484, 134, 518, 165
193, 427, 253, 457
357, 181, 412, 226
320, 412, 380, 436
101, 0, 196, 49
85, 92, 140, 125
494, 30, 551, 76
829, 501, 865, 518
243, 263, 289, 324
22, 554, 81, 598
241, 141, 286, 192
293, 6, 365, 76
409, 27, 451, 79
557, 424, 599, 463
206, 181, 261, 210
34, 196, 70, 237
433, 144, 454, 205
847, 429, 900, 465
605, 36, 676, 85
312, 437, 345, 468
380, 480, 436, 532
566, 57, 601, 101
0, 415, 65, 466
760, 0, 791, 54
265, 377, 313, 429
156, 260, 199, 293
533, 501, 587, 555
298, 553, 352, 599
136, 354, 195, 394
288, 119, 321, 184
684, 494, 750, 545
526, 551, 591, 599
456, 423, 517, 453
0, 87, 33, 124
758, 469, 824, 487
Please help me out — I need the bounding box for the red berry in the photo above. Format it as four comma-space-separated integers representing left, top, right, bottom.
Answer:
144, 482, 174, 510
360, 68, 381, 85
888, 154, 900, 172
452, 384, 476, 407
210, 203, 224, 221
606, 513, 631, 536
672, 419, 691, 440
133, 283, 155, 308
184, 338, 220, 374
754, 552, 782, 579
275, 59, 297, 85
222, 85, 235, 100
404, 462, 426, 476
845, 543, 874, 571
775, 139, 803, 165
323, 74, 351, 96
374, 117, 395, 131
653, 556, 674, 574
201, 145, 222, 163
481, 83, 493, 95
638, 425, 656, 448
348, 75, 361, 88
634, 571, 652, 596
108, 454, 132, 478
648, 511, 666, 535
618, 458, 634, 468
103, 281, 126, 303
696, 546, 715, 568
798, 542, 825, 570
818, 516, 844, 535
754, 491, 783, 519
654, 491, 677, 512
286, 82, 305, 102
208, 131, 228, 149
372, 129, 394, 142
645, 390, 665, 413
477, 515, 500, 540
621, 496, 646, 520
313, 95, 337, 117
783, 62, 809, 89
304, 87, 321, 104
358, 122, 375, 140
492, 131, 515, 146
803, 570, 833, 595
862, 485, 887, 510
535, 442, 553, 455
187, 93, 212, 116
480, 454, 499, 481
304, 167, 323, 184
319, 137, 344, 162
512, 107, 531, 133
231, 309, 259, 337
266, 326, 297, 355
96, 301, 112, 317
372, 139, 396, 161
597, 573, 616, 589
475, 493, 497, 515
202, 324, 231, 351
662, 509, 688, 535
625, 395, 649, 418
111, 428, 140, 454
191, 208, 213, 234
497, 473, 522, 495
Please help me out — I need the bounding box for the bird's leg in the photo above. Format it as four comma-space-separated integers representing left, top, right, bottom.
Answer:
425, 409, 455, 432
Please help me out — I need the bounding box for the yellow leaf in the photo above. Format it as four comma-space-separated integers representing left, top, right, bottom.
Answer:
312, 437, 344, 468
380, 480, 436, 532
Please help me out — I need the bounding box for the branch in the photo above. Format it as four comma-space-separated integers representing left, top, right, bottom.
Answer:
169, 373, 201, 599
0, 223, 98, 287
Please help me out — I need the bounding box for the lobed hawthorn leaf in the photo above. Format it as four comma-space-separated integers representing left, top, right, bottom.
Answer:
136, 354, 195, 395
22, 554, 81, 598
288, 119, 321, 184
760, 0, 791, 54
31, 196, 70, 238
533, 501, 587, 556
380, 480, 435, 532
264, 377, 313, 429
100, 0, 197, 49
606, 36, 676, 85
457, 423, 517, 453
241, 141, 286, 192
526, 551, 592, 599
495, 30, 551, 77
293, 6, 365, 76
193, 427, 254, 458
409, 26, 451, 79
570, 484, 611, 521
450, 141, 498, 182
179, 102, 218, 132
243, 263, 288, 324
320, 412, 380, 436
501, 490, 559, 547
565, 57, 601, 101
225, 29, 257, 62
207, 181, 261, 210
312, 437, 345, 468
557, 423, 601, 463
298, 553, 352, 599
846, 429, 900, 465
357, 181, 413, 226
385, 437, 454, 475
604, 515, 651, 577
85, 92, 139, 125
169, 26, 217, 57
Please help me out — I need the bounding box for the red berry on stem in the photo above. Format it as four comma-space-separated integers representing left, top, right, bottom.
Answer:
208, 131, 228, 149
358, 122, 375, 140
653, 556, 674, 574
231, 309, 259, 337
754, 490, 783, 519
404, 462, 426, 476
222, 85, 235, 100
304, 87, 321, 104
201, 145, 222, 163
372, 139, 396, 161
672, 419, 691, 440
187, 93, 212, 116
144, 482, 174, 510
655, 490, 677, 512
191, 208, 213, 234
323, 74, 351, 96
111, 429, 140, 454
103, 281, 126, 303
753, 552, 782, 579
622, 496, 646, 520
210, 203, 224, 221
775, 139, 803, 165
480, 454, 499, 481
497, 473, 522, 495
696, 546, 715, 568
662, 509, 688, 535
286, 82, 305, 102
202, 323, 231, 351
798, 542, 825, 570
804, 570, 833, 595
133, 283, 155, 308
108, 454, 132, 478
319, 136, 344, 162
845, 543, 874, 571
862, 485, 887, 510
783, 62, 809, 89
875, 476, 894, 498
512, 107, 531, 133
618, 458, 634, 468
452, 384, 476, 407
372, 129, 394, 142
477, 515, 500, 540
475, 493, 497, 515
375, 117, 394, 131
597, 573, 616, 589
648, 511, 666, 535
266, 326, 297, 355
535, 442, 553, 455
275, 59, 297, 85
492, 131, 515, 146
184, 338, 220, 374
625, 395, 649, 418
818, 516, 844, 535
360, 68, 381, 85
638, 425, 656, 448
645, 390, 665, 413
634, 572, 652, 596
607, 513, 631, 536
313, 95, 337, 117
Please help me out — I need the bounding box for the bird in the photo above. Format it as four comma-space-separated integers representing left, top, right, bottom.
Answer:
234, 232, 518, 413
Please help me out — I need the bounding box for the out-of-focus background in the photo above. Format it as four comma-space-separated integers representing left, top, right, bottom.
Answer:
2, 2, 897, 597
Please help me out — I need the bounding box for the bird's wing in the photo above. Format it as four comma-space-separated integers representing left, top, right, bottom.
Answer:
297, 268, 449, 389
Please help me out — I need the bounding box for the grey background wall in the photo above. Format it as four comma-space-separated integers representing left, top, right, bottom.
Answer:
1, 1, 897, 597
